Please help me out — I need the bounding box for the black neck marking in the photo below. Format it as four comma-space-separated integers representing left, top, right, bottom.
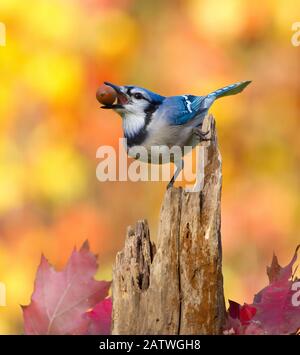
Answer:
125, 102, 160, 147
144, 101, 158, 124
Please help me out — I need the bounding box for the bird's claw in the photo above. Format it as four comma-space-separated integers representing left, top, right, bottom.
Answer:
194, 127, 211, 141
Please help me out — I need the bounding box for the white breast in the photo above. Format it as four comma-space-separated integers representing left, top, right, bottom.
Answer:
122, 113, 145, 138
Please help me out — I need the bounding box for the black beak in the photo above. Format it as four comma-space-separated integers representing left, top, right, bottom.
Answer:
101, 82, 129, 109
104, 82, 122, 94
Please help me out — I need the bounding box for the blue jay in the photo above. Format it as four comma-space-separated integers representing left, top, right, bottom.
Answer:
101, 81, 251, 188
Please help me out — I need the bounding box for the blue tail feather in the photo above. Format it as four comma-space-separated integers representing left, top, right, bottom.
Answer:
208, 81, 251, 99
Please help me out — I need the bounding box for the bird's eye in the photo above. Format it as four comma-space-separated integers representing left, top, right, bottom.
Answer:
134, 93, 143, 100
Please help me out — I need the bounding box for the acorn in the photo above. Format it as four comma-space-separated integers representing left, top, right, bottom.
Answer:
96, 83, 117, 106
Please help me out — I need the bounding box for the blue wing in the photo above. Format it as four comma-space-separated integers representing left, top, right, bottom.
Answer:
160, 82, 250, 126
163, 95, 212, 125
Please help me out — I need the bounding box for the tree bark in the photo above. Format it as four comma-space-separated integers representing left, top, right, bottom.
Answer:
112, 114, 226, 335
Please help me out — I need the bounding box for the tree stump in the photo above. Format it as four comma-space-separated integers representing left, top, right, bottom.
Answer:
112, 114, 226, 335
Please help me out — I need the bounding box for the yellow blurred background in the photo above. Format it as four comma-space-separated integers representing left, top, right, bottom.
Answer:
0, 0, 299, 334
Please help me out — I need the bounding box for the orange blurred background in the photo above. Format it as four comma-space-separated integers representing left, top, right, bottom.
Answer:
0, 0, 299, 333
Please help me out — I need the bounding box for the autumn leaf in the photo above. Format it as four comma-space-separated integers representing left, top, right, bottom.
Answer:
225, 245, 300, 335
85, 298, 112, 335
252, 245, 300, 334
225, 301, 261, 335
22, 241, 111, 335
228, 300, 257, 325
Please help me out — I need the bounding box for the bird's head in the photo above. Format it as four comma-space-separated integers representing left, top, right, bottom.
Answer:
101, 82, 165, 118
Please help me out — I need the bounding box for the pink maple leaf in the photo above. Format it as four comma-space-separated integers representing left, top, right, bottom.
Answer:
252, 245, 300, 334
22, 241, 111, 335
85, 297, 112, 335
225, 245, 300, 335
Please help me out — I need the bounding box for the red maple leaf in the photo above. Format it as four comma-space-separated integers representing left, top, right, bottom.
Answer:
85, 298, 112, 335
22, 241, 111, 335
226, 301, 260, 334
252, 245, 300, 334
228, 300, 257, 325
225, 245, 300, 335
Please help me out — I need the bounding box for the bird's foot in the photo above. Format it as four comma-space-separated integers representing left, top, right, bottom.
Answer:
194, 127, 211, 141
194, 115, 215, 144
